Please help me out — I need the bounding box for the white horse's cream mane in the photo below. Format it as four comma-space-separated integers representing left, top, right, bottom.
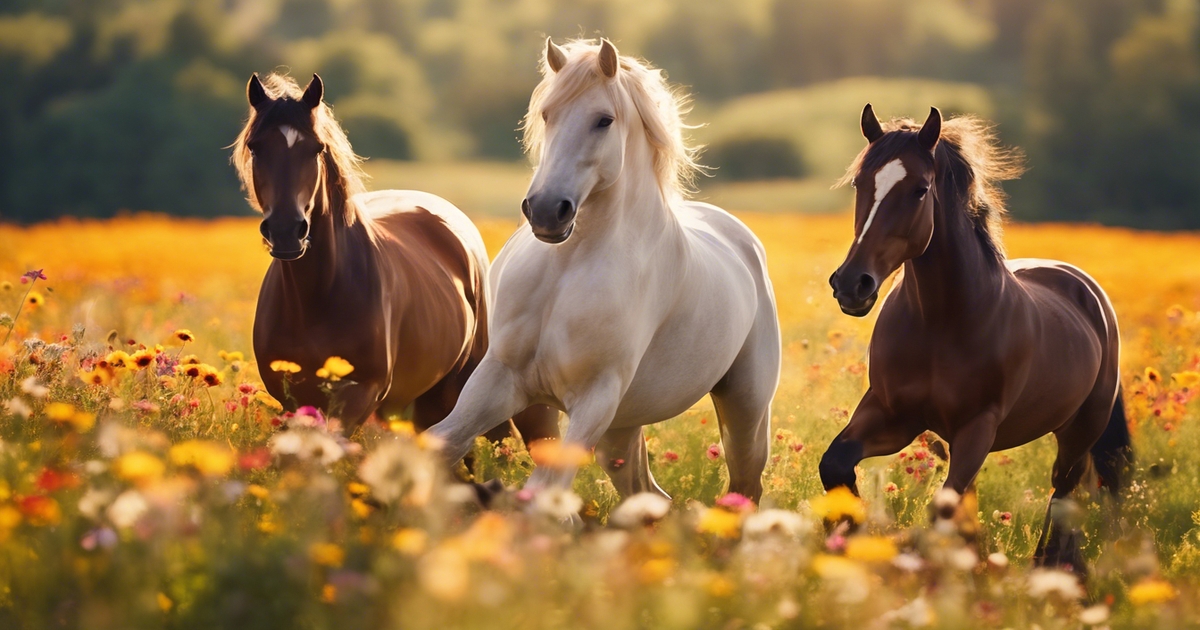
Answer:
521, 39, 703, 200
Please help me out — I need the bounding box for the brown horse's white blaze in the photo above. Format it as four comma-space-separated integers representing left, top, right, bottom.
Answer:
822, 104, 1131, 575
232, 72, 560, 445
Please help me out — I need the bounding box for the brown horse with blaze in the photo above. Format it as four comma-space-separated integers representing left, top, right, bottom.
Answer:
822, 104, 1131, 572
231, 72, 559, 445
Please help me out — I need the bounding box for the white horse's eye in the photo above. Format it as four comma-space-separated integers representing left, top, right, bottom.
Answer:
597, 116, 614, 128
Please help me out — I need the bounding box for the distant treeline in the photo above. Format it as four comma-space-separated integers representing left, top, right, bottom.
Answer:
0, 0, 1198, 227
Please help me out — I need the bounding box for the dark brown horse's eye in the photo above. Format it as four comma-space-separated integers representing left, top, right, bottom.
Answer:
915, 186, 929, 199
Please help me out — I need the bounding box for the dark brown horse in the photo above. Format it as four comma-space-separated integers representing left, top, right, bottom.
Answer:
822, 104, 1131, 571
231, 72, 559, 444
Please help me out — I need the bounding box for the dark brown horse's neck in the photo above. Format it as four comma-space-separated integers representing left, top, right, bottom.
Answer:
274, 168, 376, 304
901, 188, 1007, 322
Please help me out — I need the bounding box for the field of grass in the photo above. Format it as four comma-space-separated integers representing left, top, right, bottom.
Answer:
0, 209, 1199, 628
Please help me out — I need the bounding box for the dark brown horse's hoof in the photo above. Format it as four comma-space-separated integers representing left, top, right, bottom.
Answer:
471, 478, 507, 508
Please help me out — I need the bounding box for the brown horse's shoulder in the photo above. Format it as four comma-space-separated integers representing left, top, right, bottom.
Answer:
1008, 258, 1115, 338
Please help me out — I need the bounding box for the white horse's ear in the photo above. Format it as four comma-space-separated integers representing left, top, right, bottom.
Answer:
546, 37, 567, 73
598, 39, 619, 78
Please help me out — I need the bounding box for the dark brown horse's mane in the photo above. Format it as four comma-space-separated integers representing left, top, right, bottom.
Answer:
839, 115, 1024, 261
231, 73, 368, 227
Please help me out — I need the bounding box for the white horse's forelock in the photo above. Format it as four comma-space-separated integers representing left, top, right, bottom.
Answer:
857, 158, 907, 245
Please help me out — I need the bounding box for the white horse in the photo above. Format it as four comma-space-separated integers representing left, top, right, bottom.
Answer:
427, 39, 781, 501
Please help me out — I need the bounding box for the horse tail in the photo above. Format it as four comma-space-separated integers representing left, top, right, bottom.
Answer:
1090, 385, 1132, 495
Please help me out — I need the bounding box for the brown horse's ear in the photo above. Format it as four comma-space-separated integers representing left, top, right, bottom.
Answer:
546, 37, 567, 73
861, 103, 884, 143
598, 39, 619, 78
302, 74, 323, 109
247, 74, 269, 109
918, 107, 941, 152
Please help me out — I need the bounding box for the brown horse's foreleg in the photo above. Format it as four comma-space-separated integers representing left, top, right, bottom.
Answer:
819, 390, 924, 495
1033, 419, 1100, 574
512, 405, 562, 446
942, 410, 1000, 493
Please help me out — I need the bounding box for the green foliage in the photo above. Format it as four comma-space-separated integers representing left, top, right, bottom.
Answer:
706, 137, 806, 181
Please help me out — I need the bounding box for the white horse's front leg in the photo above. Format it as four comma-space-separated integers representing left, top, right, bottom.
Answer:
426, 358, 528, 463
525, 375, 623, 492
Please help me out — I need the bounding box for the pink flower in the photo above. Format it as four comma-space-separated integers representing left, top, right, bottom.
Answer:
706, 444, 721, 460
885, 482, 899, 493
22, 269, 47, 281
716, 492, 754, 512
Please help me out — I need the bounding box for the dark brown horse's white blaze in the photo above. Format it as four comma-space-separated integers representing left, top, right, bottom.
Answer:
232, 72, 559, 445
822, 104, 1132, 572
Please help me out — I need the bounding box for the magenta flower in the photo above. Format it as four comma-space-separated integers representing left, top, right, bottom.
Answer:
706, 444, 721, 460
22, 269, 46, 281
716, 492, 754, 512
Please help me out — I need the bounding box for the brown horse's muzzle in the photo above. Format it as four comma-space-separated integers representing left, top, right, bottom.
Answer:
260, 217, 310, 260
830, 268, 879, 317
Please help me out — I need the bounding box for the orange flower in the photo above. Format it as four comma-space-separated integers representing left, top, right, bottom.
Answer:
173, 329, 195, 343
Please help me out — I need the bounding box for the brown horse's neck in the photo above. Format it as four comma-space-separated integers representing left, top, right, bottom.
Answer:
902, 186, 1007, 320
274, 159, 376, 301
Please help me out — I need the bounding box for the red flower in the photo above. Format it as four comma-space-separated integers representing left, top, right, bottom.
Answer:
238, 448, 272, 471
35, 468, 80, 492
706, 444, 721, 460
662, 451, 679, 463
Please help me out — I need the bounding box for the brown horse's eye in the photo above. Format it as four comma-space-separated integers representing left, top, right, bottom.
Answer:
915, 185, 929, 199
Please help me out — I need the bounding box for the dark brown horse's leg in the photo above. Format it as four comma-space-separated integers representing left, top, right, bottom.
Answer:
512, 405, 562, 446
819, 391, 923, 495
942, 410, 999, 493
1033, 419, 1099, 574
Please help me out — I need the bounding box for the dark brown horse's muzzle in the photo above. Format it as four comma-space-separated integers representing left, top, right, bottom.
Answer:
830, 268, 879, 317
523, 195, 577, 244
261, 217, 311, 260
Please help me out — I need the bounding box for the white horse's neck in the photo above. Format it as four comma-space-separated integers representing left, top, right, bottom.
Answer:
569, 123, 680, 253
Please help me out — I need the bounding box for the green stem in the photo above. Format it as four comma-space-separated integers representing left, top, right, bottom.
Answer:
1, 278, 36, 346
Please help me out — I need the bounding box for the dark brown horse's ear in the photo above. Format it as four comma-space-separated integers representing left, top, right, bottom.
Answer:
546, 37, 567, 73
302, 74, 323, 109
861, 103, 884, 143
247, 74, 269, 109
918, 107, 942, 152
598, 39, 619, 78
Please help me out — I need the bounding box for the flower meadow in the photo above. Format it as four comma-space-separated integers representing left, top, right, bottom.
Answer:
2, 213, 1200, 629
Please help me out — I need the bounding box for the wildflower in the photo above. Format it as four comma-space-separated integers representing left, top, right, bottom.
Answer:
1172, 371, 1200, 390
44, 402, 96, 432
697, 506, 742, 538
878, 597, 935, 627
25, 291, 45, 308
269, 360, 302, 374
115, 451, 166, 486
21, 376, 49, 398
320, 584, 337, 603
80, 527, 119, 551
609, 492, 672, 528
884, 482, 898, 493
5, 398, 32, 419
1128, 578, 1176, 605
716, 492, 755, 512
218, 350, 244, 363
704, 572, 736, 597
35, 468, 80, 492
175, 363, 203, 379
394, 528, 429, 555
529, 440, 592, 468
78, 367, 112, 386
420, 545, 470, 601
1078, 604, 1109, 626
310, 543, 345, 568
809, 487, 866, 524
845, 535, 898, 562
1145, 367, 1161, 383
1026, 569, 1083, 600
637, 557, 676, 584
992, 510, 1013, 525
706, 444, 722, 460
662, 450, 679, 463
106, 490, 149, 528
157, 593, 173, 613
533, 487, 583, 520
743, 509, 809, 539
17, 495, 61, 526
269, 429, 345, 466
22, 269, 46, 282
130, 348, 157, 369
78, 488, 115, 520
169, 440, 234, 477
0, 281, 9, 291
316, 356, 354, 381
172, 329, 195, 343
811, 555, 870, 603
106, 351, 131, 368
199, 366, 223, 387
987, 551, 1009, 571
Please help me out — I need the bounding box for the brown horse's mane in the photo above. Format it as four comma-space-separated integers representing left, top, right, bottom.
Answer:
231, 73, 368, 227
839, 115, 1024, 261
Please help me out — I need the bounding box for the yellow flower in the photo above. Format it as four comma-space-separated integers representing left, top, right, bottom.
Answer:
705, 572, 737, 597
78, 367, 112, 386
812, 554, 868, 580
254, 390, 283, 410
0, 505, 21, 529
529, 440, 592, 468
697, 507, 742, 538
130, 348, 157, 369
246, 484, 270, 500
320, 584, 337, 603
218, 350, 244, 363
316, 356, 354, 381
115, 451, 165, 486
1172, 371, 1200, 390
199, 365, 223, 387
845, 535, 898, 562
810, 487, 866, 524
269, 360, 301, 374
310, 543, 345, 567
169, 440, 234, 477
1145, 367, 1162, 383
389, 420, 416, 437
157, 592, 173, 612
0, 281, 10, 291
43, 402, 95, 432
638, 557, 676, 584
351, 498, 372, 519
26, 291, 44, 308
173, 329, 195, 343
393, 528, 429, 555
106, 351, 131, 368
1128, 578, 1176, 605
